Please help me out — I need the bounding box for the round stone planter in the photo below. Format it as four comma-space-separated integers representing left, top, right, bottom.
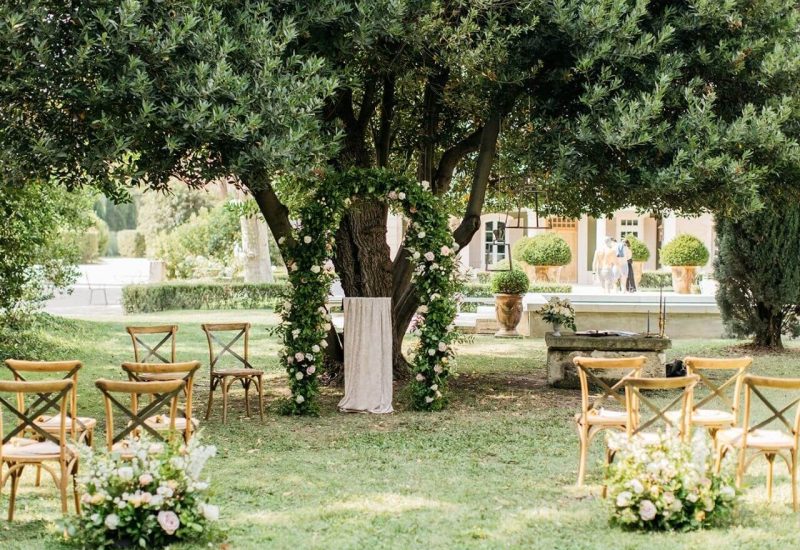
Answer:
494, 293, 523, 338
670, 266, 697, 294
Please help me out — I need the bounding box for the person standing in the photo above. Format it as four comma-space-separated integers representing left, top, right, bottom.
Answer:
624, 238, 637, 292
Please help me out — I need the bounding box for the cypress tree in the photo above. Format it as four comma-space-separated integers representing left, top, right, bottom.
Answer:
715, 203, 800, 349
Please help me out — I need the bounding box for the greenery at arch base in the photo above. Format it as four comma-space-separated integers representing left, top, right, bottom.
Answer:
276, 169, 462, 415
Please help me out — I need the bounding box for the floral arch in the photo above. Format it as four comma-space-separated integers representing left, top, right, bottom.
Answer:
277, 168, 461, 415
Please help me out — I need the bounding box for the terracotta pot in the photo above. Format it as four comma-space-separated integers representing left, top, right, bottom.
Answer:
533, 265, 562, 283
494, 293, 523, 338
632, 261, 644, 287
671, 266, 697, 294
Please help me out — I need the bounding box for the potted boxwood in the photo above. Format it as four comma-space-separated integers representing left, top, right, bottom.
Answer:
660, 234, 709, 294
512, 233, 571, 283
491, 269, 530, 338
625, 235, 650, 287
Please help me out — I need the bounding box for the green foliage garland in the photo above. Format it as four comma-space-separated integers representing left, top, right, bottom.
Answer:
277, 169, 461, 414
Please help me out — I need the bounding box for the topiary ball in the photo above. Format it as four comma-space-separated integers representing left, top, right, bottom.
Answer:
625, 235, 650, 262
513, 233, 571, 266
660, 234, 709, 266
491, 269, 530, 295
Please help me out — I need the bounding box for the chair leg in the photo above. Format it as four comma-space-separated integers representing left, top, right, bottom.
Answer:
59, 465, 68, 515
791, 450, 798, 512
257, 375, 264, 421
205, 377, 217, 420
576, 425, 589, 487
766, 453, 776, 503
73, 473, 81, 515
244, 378, 251, 417
8, 466, 22, 521
222, 377, 230, 424
35, 465, 42, 487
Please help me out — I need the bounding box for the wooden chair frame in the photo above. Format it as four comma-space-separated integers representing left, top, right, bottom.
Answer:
0, 379, 79, 520
121, 361, 200, 441
573, 356, 645, 486
623, 375, 699, 441
717, 374, 800, 511
201, 323, 264, 423
126, 325, 178, 363
95, 379, 184, 451
684, 356, 752, 440
4, 359, 95, 445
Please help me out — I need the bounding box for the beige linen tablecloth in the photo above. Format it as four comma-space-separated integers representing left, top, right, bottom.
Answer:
338, 297, 394, 414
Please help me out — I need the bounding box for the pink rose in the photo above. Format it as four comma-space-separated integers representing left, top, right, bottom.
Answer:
440, 246, 451, 256
139, 473, 153, 486
424, 251, 435, 262
388, 191, 398, 200
307, 366, 316, 374
157, 510, 180, 535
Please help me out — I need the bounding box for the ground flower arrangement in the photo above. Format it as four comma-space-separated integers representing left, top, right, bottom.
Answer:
62, 436, 219, 548
606, 431, 737, 531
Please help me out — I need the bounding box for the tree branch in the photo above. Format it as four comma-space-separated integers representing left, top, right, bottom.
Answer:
376, 75, 396, 168
432, 126, 484, 195
418, 68, 450, 183
248, 177, 295, 254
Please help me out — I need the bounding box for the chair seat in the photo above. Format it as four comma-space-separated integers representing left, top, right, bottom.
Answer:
717, 427, 796, 450
144, 415, 199, 431
2, 438, 62, 460
136, 372, 189, 382
575, 408, 628, 426
665, 409, 735, 427
212, 368, 262, 377
35, 415, 97, 431
111, 440, 137, 459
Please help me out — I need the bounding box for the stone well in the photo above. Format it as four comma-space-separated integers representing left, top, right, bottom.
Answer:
546, 332, 671, 389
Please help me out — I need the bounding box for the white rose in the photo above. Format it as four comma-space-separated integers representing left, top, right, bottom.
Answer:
311, 265, 321, 274
418, 231, 426, 239
453, 243, 460, 251
312, 345, 320, 353
418, 305, 428, 313
295, 352, 305, 362
437, 342, 447, 352
278, 237, 286, 245
415, 373, 425, 382
638, 500, 657, 521
295, 395, 305, 404
398, 192, 406, 200
421, 180, 430, 190
295, 372, 304, 380
320, 340, 329, 348
428, 349, 436, 356
425, 396, 434, 403
615, 491, 632, 507
139, 473, 153, 486
424, 251, 435, 262
388, 191, 398, 200
323, 323, 332, 331
413, 251, 421, 260
307, 353, 314, 361
433, 365, 443, 374
157, 510, 180, 535
440, 246, 451, 256
430, 384, 438, 391
630, 479, 644, 494
105, 513, 120, 530
117, 467, 134, 481
200, 503, 220, 522
290, 263, 298, 272
303, 235, 312, 243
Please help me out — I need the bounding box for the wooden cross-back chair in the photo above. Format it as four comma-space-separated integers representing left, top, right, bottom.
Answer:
572, 356, 646, 486
121, 361, 200, 441
0, 379, 80, 520
681, 356, 752, 440
95, 378, 186, 458
126, 325, 178, 363
716, 374, 800, 510
623, 375, 699, 444
201, 323, 264, 423
4, 359, 97, 446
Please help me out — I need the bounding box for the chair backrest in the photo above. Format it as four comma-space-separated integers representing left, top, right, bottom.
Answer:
126, 325, 178, 363
4, 359, 83, 439
0, 379, 72, 464
121, 361, 200, 438
740, 374, 800, 444
573, 356, 646, 418
95, 378, 184, 450
201, 323, 252, 372
623, 375, 699, 440
684, 356, 752, 421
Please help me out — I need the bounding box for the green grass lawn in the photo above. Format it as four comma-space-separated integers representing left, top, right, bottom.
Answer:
2, 311, 800, 549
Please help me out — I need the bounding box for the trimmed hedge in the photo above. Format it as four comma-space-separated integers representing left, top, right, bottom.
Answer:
639, 270, 672, 289
122, 281, 288, 313
512, 233, 571, 266
660, 234, 709, 266
117, 230, 146, 258
462, 281, 572, 298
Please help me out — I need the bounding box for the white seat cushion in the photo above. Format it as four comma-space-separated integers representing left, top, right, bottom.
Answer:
144, 415, 199, 431
2, 438, 62, 459
575, 408, 628, 426
665, 409, 735, 427
717, 427, 796, 449
35, 415, 97, 431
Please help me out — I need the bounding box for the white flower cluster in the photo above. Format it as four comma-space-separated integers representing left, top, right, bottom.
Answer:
72, 436, 219, 542
606, 430, 737, 530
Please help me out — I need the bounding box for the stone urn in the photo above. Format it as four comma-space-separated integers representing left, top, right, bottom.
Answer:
495, 294, 523, 338
670, 266, 697, 294
533, 265, 562, 283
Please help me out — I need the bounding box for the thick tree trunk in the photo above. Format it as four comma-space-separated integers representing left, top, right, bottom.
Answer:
752, 304, 784, 349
